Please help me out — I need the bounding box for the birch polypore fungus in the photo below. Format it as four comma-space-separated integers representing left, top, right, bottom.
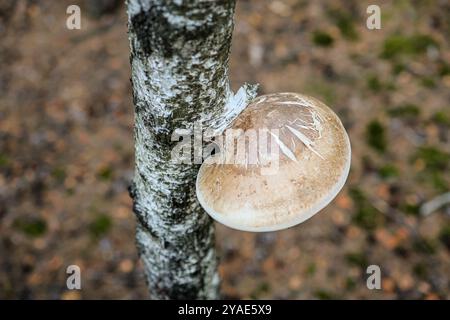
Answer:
196, 93, 351, 232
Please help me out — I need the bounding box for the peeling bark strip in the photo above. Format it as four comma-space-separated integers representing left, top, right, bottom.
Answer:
126, 0, 238, 299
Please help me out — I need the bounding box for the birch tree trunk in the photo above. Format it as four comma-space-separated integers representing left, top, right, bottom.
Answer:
126, 0, 245, 299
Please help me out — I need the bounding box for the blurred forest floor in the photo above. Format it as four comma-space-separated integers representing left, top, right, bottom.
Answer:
0, 0, 449, 299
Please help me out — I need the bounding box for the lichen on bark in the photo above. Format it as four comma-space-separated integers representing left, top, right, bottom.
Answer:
126, 0, 251, 299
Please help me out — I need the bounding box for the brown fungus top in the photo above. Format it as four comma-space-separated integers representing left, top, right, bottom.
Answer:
196, 93, 351, 232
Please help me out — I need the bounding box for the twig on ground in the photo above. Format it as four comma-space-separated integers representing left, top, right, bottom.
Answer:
420, 192, 450, 216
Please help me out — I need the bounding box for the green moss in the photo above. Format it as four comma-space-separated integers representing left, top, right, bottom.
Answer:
0, 154, 10, 167
401, 203, 420, 216
51, 167, 66, 183
413, 238, 438, 255
89, 214, 112, 238
416, 171, 448, 192
345, 277, 357, 290
314, 289, 336, 300
387, 104, 420, 118
412, 146, 450, 191
378, 164, 399, 179
304, 81, 336, 105
411, 34, 439, 52
381, 34, 439, 59
312, 30, 334, 47
367, 75, 382, 92
392, 63, 406, 75
420, 77, 436, 88
345, 252, 368, 268
250, 282, 270, 299
13, 217, 47, 238
365, 120, 387, 153
349, 188, 383, 230
429, 172, 448, 192
431, 111, 450, 126
438, 62, 450, 77
328, 10, 358, 40
97, 166, 114, 181
381, 35, 410, 59
366, 75, 396, 92
413, 146, 450, 171
306, 263, 317, 276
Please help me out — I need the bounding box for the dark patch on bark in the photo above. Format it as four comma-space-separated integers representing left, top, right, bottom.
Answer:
127, 182, 137, 199
142, 115, 175, 148
135, 213, 157, 239
131, 4, 216, 58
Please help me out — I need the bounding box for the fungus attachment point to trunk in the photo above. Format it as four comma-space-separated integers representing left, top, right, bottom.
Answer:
196, 93, 351, 232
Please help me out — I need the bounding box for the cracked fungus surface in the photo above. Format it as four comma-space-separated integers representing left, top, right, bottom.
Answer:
196, 93, 351, 232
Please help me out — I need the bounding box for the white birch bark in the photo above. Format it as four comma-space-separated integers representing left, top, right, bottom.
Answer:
126, 0, 256, 299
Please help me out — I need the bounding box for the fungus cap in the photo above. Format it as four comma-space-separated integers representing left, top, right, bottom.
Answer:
196, 93, 351, 232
